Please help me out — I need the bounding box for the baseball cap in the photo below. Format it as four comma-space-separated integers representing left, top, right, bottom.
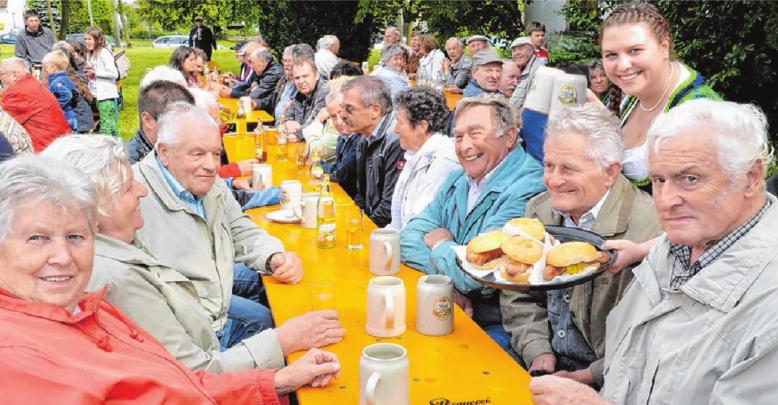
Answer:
230, 40, 248, 51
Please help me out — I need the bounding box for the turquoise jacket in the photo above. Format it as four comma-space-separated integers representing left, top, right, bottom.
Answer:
400, 146, 545, 295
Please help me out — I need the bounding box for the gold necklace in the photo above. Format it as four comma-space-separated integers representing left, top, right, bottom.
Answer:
639, 62, 674, 113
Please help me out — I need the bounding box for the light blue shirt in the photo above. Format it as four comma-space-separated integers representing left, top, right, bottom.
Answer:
274, 81, 297, 122
156, 155, 205, 219
372, 65, 409, 99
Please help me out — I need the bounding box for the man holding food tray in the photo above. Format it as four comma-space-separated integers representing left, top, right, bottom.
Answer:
400, 94, 544, 356
500, 105, 661, 387
530, 100, 778, 404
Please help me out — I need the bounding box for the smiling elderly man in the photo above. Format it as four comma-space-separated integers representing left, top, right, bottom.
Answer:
462, 49, 503, 98
509, 36, 542, 109
279, 58, 329, 142
530, 99, 778, 404
401, 94, 544, 355
131, 103, 341, 360
501, 105, 661, 388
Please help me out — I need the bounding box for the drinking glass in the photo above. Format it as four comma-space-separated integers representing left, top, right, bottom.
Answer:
311, 279, 337, 311
347, 208, 365, 250
276, 133, 289, 162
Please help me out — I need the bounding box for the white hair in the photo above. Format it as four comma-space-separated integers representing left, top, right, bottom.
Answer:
41, 135, 130, 214
647, 99, 773, 181
545, 104, 623, 170
1, 57, 30, 73
189, 88, 219, 113
140, 65, 187, 90
155, 101, 219, 146
317, 35, 339, 51
0, 156, 97, 244
250, 48, 272, 62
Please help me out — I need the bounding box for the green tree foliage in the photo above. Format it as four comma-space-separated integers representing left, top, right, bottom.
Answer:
26, 0, 116, 37
357, 0, 524, 42
559, 0, 778, 146
136, 0, 261, 34
256, 1, 375, 62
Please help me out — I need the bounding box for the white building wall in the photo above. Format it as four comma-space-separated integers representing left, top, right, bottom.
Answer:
0, 0, 26, 33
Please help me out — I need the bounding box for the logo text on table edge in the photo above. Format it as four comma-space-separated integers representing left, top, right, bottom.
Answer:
429, 397, 491, 405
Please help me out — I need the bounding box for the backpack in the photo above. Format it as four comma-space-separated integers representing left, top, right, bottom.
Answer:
113, 49, 130, 81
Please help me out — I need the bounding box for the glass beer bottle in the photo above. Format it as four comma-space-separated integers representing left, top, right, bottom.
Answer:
254, 124, 267, 163
317, 175, 336, 249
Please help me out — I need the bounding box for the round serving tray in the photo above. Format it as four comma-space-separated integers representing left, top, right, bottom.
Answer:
457, 225, 617, 292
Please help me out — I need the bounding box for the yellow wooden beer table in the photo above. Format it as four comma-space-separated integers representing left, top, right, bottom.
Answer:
218, 97, 275, 133
223, 135, 534, 404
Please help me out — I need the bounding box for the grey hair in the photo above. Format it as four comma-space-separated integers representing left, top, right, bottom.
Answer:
385, 26, 401, 38
380, 44, 408, 66
189, 87, 219, 113
1, 57, 30, 73
156, 101, 219, 146
647, 99, 773, 181
453, 93, 518, 137
140, 65, 187, 90
317, 35, 339, 51
340, 76, 393, 114
283, 45, 295, 57
250, 49, 273, 63
291, 43, 315, 63
325, 89, 342, 105
41, 135, 130, 214
0, 156, 97, 244
545, 104, 623, 170
445, 37, 464, 48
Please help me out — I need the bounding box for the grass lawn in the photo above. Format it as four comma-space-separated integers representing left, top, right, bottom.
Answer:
1, 42, 240, 140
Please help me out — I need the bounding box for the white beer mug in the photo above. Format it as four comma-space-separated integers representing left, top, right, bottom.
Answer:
359, 343, 409, 405
251, 163, 272, 191
416, 275, 454, 336
279, 180, 303, 212
523, 66, 564, 114
548, 72, 588, 119
293, 192, 318, 229
366, 276, 406, 338
369, 229, 400, 275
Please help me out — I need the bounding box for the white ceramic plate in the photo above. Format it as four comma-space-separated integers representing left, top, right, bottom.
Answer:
266, 209, 300, 223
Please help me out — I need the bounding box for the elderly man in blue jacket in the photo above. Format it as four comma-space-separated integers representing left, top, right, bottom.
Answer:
401, 94, 545, 357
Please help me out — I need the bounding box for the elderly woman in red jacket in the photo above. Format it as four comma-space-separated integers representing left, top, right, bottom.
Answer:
0, 156, 340, 404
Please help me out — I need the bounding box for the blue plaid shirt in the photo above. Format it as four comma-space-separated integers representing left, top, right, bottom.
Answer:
156, 155, 205, 219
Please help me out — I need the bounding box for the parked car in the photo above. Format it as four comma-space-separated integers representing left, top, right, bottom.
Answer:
0, 32, 18, 45
151, 35, 188, 49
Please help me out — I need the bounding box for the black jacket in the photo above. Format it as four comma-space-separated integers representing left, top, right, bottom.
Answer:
230, 60, 284, 112
188, 25, 217, 58
355, 112, 405, 228
125, 128, 154, 165
287, 79, 329, 132
328, 133, 362, 200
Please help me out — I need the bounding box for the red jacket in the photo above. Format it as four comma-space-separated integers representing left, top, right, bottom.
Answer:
1, 75, 71, 152
0, 288, 280, 404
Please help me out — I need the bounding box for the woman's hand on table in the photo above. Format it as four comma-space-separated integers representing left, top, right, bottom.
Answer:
273, 348, 341, 396
276, 310, 346, 354
270, 252, 303, 284
530, 375, 609, 405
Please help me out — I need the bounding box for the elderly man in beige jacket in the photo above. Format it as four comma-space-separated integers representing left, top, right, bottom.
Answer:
530, 100, 778, 404
133, 102, 344, 368
501, 105, 661, 388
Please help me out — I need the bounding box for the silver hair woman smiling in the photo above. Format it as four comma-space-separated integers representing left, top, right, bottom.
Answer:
0, 156, 96, 312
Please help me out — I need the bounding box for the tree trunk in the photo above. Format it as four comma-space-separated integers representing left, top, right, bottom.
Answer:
59, 0, 70, 39
116, 0, 132, 48
45, 0, 54, 30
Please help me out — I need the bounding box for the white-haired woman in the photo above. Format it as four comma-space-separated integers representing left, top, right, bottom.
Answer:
0, 154, 339, 402
372, 44, 410, 99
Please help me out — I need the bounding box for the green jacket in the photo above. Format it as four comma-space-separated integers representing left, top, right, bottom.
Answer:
500, 175, 661, 385
133, 152, 284, 332
90, 234, 284, 373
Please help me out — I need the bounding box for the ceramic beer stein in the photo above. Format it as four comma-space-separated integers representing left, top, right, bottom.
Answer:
369, 229, 400, 275
366, 276, 406, 338
416, 275, 454, 336
359, 343, 409, 405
